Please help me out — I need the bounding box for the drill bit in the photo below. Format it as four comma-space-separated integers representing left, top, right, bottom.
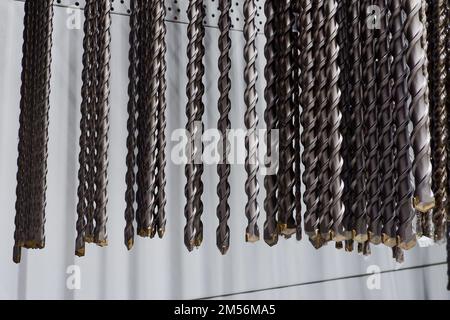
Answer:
314, 0, 333, 243
244, 0, 260, 242
263, 0, 279, 247
391, 0, 415, 250
299, 0, 320, 246
405, 0, 434, 216
124, 0, 140, 250
362, 0, 381, 245
154, 0, 167, 239
184, 0, 205, 251
325, 0, 345, 242
216, 0, 232, 254
292, 0, 302, 241
348, 0, 366, 243
377, 0, 397, 247
93, 0, 111, 246
430, 0, 448, 241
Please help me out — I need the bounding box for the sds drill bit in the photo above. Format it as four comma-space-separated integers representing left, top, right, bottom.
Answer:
326, 0, 345, 242
263, 0, 279, 246
244, 0, 260, 242
405, 0, 434, 216
391, 0, 415, 249
377, 0, 397, 247
216, 0, 232, 254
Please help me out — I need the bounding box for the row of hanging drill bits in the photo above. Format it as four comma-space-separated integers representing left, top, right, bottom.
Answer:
75, 0, 111, 257
13, 0, 54, 264
124, 0, 168, 250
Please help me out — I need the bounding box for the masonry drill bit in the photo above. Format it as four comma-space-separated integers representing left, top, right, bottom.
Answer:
292, 0, 302, 241
362, 0, 381, 245
347, 0, 366, 243
405, 0, 434, 217
430, 0, 448, 241
92, 0, 111, 246
184, 0, 205, 251
244, 0, 260, 242
216, 0, 232, 254
315, 0, 333, 243
193, 1, 206, 247
391, 0, 415, 249
336, 0, 352, 243
154, 0, 167, 239
299, 0, 320, 247
325, 0, 345, 242
376, 0, 396, 247
124, 0, 140, 250
276, 0, 296, 239
136, 0, 156, 238
263, 0, 279, 247
75, 0, 96, 257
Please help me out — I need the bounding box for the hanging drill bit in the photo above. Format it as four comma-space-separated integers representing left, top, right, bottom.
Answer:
300, 0, 321, 247
362, 0, 381, 245
315, 0, 333, 243
244, 0, 260, 242
348, 0, 366, 244
216, 0, 232, 254
377, 0, 397, 247
154, 0, 167, 239
405, 0, 434, 216
263, 0, 279, 247
124, 0, 140, 250
391, 0, 415, 249
430, 0, 448, 241
325, 0, 345, 242
184, 0, 205, 251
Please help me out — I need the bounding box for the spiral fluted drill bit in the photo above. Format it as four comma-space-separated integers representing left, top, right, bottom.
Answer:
315, 0, 333, 243
124, 0, 140, 250
377, 0, 396, 247
276, 0, 296, 239
405, 0, 434, 217
391, 0, 415, 249
429, 0, 448, 241
136, 0, 156, 238
263, 0, 279, 247
325, 0, 345, 242
362, 0, 381, 245
184, 0, 205, 251
244, 0, 260, 242
292, 0, 302, 241
216, 0, 232, 254
154, 0, 167, 239
348, 0, 366, 243
76, 0, 95, 257
419, 0, 432, 237
13, 0, 54, 263
300, 0, 320, 247
92, 0, 111, 246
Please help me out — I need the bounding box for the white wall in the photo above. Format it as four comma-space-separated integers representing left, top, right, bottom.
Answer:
0, 0, 448, 300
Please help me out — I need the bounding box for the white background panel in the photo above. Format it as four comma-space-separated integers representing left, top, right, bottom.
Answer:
0, 0, 448, 299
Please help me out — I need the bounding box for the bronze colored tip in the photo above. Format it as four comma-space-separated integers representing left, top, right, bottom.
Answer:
126, 238, 134, 251
413, 196, 436, 213
382, 233, 398, 247
219, 245, 229, 255
95, 239, 108, 248
335, 241, 343, 250
75, 247, 85, 257
345, 240, 354, 252
194, 233, 203, 247
84, 235, 95, 243
157, 227, 165, 239
354, 233, 369, 243
277, 223, 287, 235
264, 233, 278, 247
309, 234, 323, 249
246, 233, 260, 243
397, 237, 417, 250
137, 228, 151, 238
368, 231, 382, 245
149, 225, 157, 239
